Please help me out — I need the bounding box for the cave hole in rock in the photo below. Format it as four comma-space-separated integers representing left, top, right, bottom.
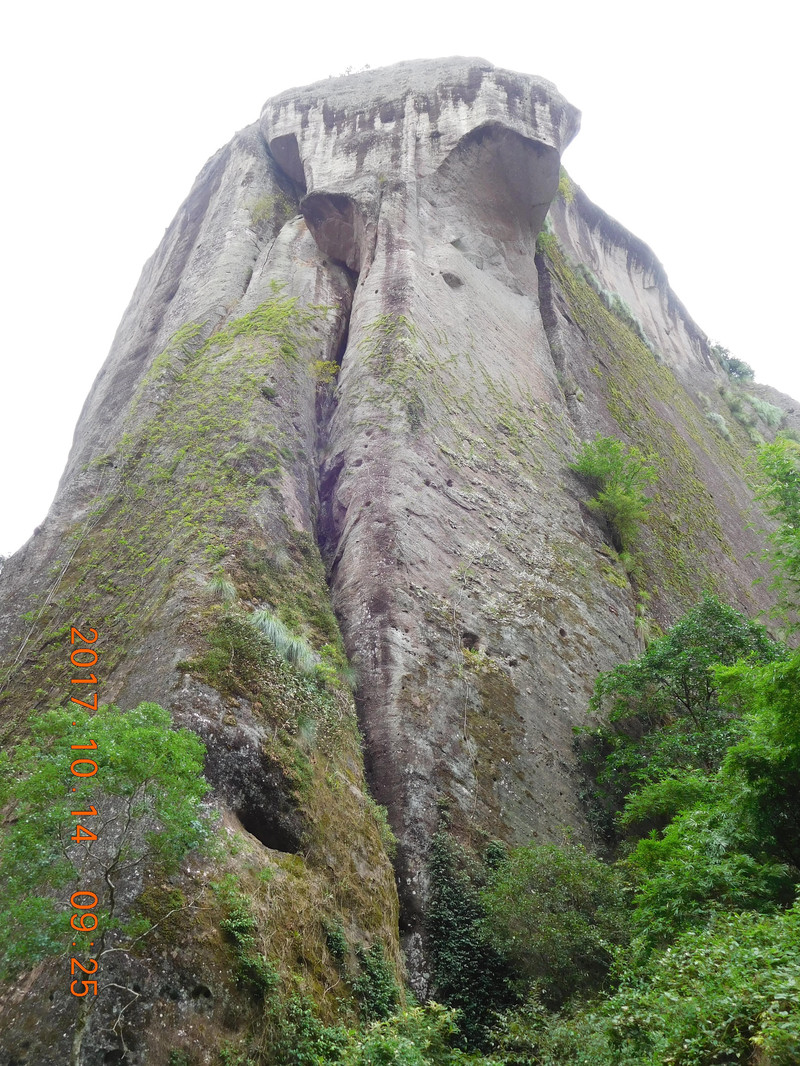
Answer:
204, 733, 305, 854
441, 271, 464, 289
302, 191, 365, 272
237, 800, 302, 853
461, 630, 480, 651
269, 133, 307, 192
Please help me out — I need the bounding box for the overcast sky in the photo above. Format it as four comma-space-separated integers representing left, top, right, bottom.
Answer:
1, 1, 796, 557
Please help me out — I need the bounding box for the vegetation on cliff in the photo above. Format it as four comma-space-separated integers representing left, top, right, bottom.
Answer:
0, 703, 212, 980
569, 434, 657, 552
263, 436, 800, 1066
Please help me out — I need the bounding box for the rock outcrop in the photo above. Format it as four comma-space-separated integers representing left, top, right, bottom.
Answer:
0, 57, 795, 1064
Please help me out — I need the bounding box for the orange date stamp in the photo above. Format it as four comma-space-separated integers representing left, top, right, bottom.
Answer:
69, 626, 100, 997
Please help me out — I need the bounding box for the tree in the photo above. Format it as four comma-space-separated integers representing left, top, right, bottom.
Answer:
481, 841, 630, 1007
756, 436, 800, 628
569, 435, 656, 551
717, 653, 800, 868
426, 831, 516, 1046
0, 702, 213, 980
581, 594, 785, 815
712, 343, 755, 383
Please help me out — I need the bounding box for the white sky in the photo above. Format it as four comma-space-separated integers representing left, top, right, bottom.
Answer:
1, 1, 797, 557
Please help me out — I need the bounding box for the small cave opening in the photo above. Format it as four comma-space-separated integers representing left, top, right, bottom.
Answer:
202, 727, 305, 855
302, 191, 368, 273
237, 800, 302, 854
268, 133, 307, 193
461, 630, 480, 651
441, 271, 463, 289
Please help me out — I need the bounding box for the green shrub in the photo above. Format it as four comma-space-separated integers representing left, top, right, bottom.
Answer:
713, 343, 755, 383
352, 943, 400, 1022
426, 831, 516, 1046
755, 437, 800, 626
717, 651, 800, 868
481, 841, 631, 1007
215, 875, 278, 998
487, 903, 800, 1066
580, 593, 785, 815
0, 703, 212, 979
250, 609, 317, 673
626, 782, 794, 948
746, 394, 783, 428
365, 795, 398, 858
271, 994, 349, 1065
207, 573, 238, 603
557, 167, 575, 204
705, 410, 731, 439
312, 359, 340, 385
569, 435, 656, 551
324, 920, 349, 963
341, 1003, 467, 1065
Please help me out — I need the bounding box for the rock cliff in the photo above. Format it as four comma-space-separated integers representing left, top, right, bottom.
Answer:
0, 57, 796, 1064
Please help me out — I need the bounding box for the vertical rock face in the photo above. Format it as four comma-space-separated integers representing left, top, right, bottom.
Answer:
0, 58, 795, 1060
258, 61, 584, 965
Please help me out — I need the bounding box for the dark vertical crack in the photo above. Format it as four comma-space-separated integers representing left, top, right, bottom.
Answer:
536, 247, 582, 428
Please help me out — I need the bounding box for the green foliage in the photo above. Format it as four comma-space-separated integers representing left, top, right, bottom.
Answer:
208, 573, 238, 603
717, 652, 800, 867
478, 511, 800, 1064
486, 993, 552, 1066
726, 356, 755, 382
0, 703, 211, 979
756, 436, 800, 626
270, 994, 350, 1065
746, 394, 783, 428
250, 192, 293, 227
215, 874, 279, 997
532, 903, 800, 1066
481, 841, 631, 1007
352, 943, 401, 1021
713, 343, 755, 382
625, 777, 794, 947
364, 796, 398, 859
705, 409, 731, 439
341, 1004, 474, 1065
313, 359, 340, 385
324, 919, 349, 963
427, 831, 516, 1046
569, 434, 656, 551
556, 167, 575, 204
580, 593, 785, 814
251, 608, 318, 673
